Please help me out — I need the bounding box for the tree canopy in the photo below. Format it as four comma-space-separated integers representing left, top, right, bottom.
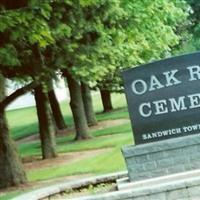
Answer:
0, 1, 188, 84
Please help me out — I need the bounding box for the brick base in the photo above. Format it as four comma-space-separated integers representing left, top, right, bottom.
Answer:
122, 134, 200, 181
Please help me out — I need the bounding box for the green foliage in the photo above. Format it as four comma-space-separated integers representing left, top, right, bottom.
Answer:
0, 0, 188, 89
181, 0, 200, 51
186, 0, 200, 28
47, 0, 188, 86
0, 2, 55, 83
0, 2, 53, 45
99, 0, 189, 91
0, 44, 20, 66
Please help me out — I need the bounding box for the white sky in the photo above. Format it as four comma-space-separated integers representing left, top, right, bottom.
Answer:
6, 79, 69, 110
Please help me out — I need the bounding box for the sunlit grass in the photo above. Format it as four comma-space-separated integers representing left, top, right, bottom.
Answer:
2, 92, 131, 199
19, 123, 133, 158
0, 191, 25, 200
7, 93, 127, 140
28, 144, 130, 182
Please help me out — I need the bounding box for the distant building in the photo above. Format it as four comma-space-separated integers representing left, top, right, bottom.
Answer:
6, 79, 69, 110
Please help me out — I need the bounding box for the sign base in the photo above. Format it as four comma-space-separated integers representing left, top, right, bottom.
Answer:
122, 134, 200, 181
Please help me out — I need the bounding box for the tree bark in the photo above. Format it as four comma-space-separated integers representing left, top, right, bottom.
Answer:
1, 81, 38, 109
34, 85, 57, 159
63, 70, 90, 140
100, 89, 113, 112
0, 76, 27, 189
48, 82, 67, 130
81, 82, 97, 126
1, 0, 27, 10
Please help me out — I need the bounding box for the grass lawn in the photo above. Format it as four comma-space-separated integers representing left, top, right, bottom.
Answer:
27, 132, 133, 182
0, 191, 25, 200
19, 122, 134, 181
1, 93, 133, 199
19, 123, 132, 158
2, 128, 133, 199
7, 93, 128, 140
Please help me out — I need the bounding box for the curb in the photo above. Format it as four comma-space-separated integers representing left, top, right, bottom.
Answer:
12, 171, 128, 200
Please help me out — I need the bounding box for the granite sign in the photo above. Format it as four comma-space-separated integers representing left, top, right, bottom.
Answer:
122, 52, 200, 144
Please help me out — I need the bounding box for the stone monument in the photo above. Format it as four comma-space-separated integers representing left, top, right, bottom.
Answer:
122, 52, 200, 181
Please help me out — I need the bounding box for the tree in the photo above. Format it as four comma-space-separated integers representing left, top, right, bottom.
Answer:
186, 0, 200, 28
180, 0, 200, 52
0, 1, 56, 187
97, 0, 189, 102
0, 0, 189, 188
0, 0, 27, 10
0, 75, 27, 188
100, 89, 113, 113
34, 84, 57, 159
48, 80, 67, 130
63, 69, 90, 140
47, 0, 188, 139
81, 82, 97, 126
48, 1, 118, 139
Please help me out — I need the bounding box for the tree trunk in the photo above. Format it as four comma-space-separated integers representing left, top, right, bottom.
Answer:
48, 82, 67, 130
0, 76, 27, 189
81, 82, 97, 126
1, 0, 27, 10
63, 70, 90, 140
34, 85, 57, 159
100, 89, 113, 112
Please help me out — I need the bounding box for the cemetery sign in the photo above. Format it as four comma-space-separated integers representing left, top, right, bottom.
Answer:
122, 52, 200, 144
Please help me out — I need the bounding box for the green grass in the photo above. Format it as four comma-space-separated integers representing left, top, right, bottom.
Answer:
96, 107, 129, 121
7, 93, 127, 140
28, 149, 125, 181
91, 123, 131, 137
24, 127, 133, 181
0, 191, 25, 200
57, 132, 133, 154
28, 142, 130, 182
18, 123, 132, 158
12, 130, 133, 198
6, 106, 39, 140
19, 141, 41, 157
2, 93, 131, 199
